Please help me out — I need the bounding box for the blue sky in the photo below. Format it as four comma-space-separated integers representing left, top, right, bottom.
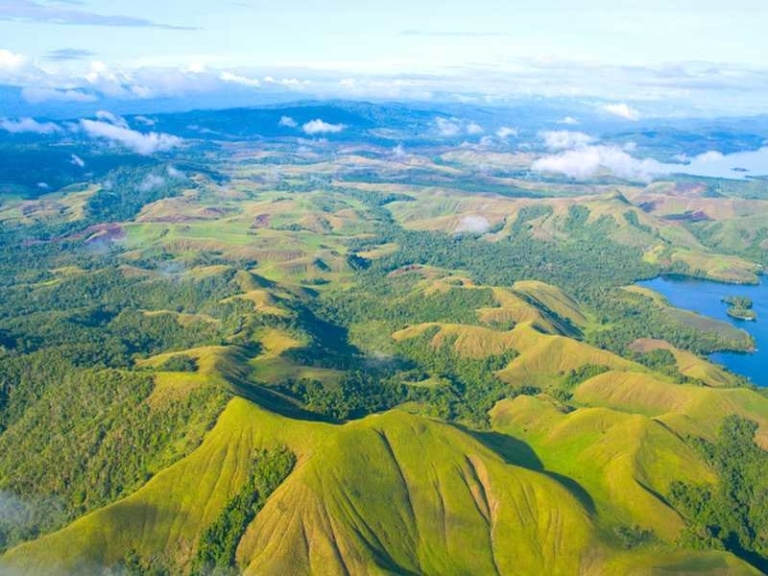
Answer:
1, 0, 767, 115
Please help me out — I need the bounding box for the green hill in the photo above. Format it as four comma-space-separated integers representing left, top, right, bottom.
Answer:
3, 398, 760, 576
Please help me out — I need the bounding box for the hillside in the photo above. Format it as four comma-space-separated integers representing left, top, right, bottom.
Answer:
3, 396, 760, 576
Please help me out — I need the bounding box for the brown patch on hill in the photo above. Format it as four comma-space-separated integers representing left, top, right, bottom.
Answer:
251, 214, 271, 229
388, 264, 426, 278
84, 224, 126, 243
628, 338, 673, 354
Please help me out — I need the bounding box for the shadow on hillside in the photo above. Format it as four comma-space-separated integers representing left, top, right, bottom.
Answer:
465, 429, 544, 470
543, 471, 596, 515
463, 428, 596, 515
230, 381, 339, 424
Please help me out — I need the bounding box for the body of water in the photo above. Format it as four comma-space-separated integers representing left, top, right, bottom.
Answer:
663, 147, 768, 180
638, 276, 768, 387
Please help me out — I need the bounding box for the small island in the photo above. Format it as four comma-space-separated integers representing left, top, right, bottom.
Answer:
722, 295, 758, 321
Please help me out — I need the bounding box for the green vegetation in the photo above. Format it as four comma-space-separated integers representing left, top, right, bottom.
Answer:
562, 364, 611, 387
159, 354, 198, 372
0, 352, 228, 553
192, 448, 295, 575
670, 416, 768, 571
395, 328, 519, 425
723, 296, 758, 321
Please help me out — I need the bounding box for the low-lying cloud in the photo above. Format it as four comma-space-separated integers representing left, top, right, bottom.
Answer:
435, 117, 486, 138
166, 165, 184, 179
540, 130, 595, 150
0, 117, 60, 134
279, 115, 298, 128
436, 117, 462, 137
466, 122, 484, 135
95, 110, 129, 128
532, 145, 666, 182
133, 115, 157, 126
456, 215, 491, 234
80, 118, 182, 155
137, 174, 166, 192
302, 119, 345, 135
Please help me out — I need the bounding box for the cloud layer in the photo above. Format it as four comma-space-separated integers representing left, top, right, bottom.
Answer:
2, 45, 768, 117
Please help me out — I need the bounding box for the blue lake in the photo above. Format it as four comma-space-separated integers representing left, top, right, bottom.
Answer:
638, 276, 768, 387
661, 147, 768, 180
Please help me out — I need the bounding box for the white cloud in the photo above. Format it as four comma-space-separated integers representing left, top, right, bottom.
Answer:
558, 116, 579, 125
22, 87, 96, 103
70, 154, 85, 167
0, 49, 26, 72
80, 119, 182, 155
302, 119, 345, 135
95, 110, 129, 128
456, 215, 491, 234
436, 117, 486, 138
466, 122, 484, 135
392, 143, 409, 159
436, 117, 462, 137
540, 130, 595, 150
279, 115, 298, 128
496, 126, 518, 138
532, 145, 667, 182
219, 71, 260, 88
166, 165, 184, 179
604, 102, 641, 120
137, 174, 166, 192
0, 117, 60, 134
133, 115, 156, 126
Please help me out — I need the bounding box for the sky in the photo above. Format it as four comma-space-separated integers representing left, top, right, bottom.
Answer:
1, 0, 768, 115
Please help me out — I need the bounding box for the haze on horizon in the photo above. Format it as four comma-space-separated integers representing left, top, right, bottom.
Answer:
1, 0, 767, 116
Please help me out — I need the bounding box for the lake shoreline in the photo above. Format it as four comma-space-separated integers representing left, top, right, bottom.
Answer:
637, 275, 767, 387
